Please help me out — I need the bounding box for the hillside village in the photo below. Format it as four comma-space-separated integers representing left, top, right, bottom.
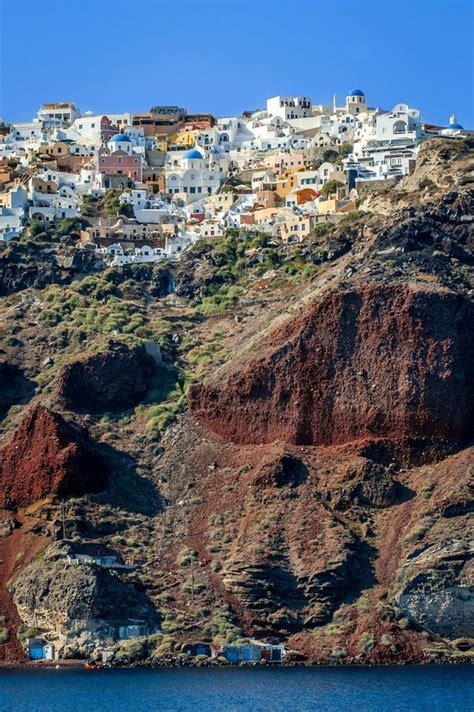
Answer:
0, 91, 469, 262
0, 88, 472, 670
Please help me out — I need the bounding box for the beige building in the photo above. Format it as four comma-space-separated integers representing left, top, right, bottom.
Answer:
208, 192, 236, 214
280, 214, 313, 242
43, 141, 70, 158
255, 190, 278, 209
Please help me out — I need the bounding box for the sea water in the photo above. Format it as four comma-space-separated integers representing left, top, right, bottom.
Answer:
0, 665, 472, 712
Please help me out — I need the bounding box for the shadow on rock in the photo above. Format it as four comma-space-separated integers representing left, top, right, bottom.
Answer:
92, 441, 164, 517
0, 361, 37, 419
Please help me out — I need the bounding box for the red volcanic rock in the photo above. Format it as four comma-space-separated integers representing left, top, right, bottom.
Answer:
0, 405, 107, 509
189, 283, 474, 447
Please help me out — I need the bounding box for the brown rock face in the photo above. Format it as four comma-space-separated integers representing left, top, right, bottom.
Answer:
0, 405, 107, 509
55, 341, 153, 413
189, 283, 474, 447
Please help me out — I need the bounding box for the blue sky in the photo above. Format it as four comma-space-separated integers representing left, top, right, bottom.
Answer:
0, 0, 472, 126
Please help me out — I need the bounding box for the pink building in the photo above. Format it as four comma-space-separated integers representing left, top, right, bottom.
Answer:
98, 150, 142, 181
100, 116, 119, 143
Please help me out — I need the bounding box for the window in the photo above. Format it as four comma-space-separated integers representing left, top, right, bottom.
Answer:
393, 120, 407, 134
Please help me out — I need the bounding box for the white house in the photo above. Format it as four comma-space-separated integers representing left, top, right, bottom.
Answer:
36, 103, 81, 129
0, 207, 25, 240
72, 113, 133, 141
347, 102, 424, 180
266, 96, 312, 120
375, 104, 423, 142
0, 185, 28, 240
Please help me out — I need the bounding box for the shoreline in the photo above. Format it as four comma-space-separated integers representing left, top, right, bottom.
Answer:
1, 656, 472, 671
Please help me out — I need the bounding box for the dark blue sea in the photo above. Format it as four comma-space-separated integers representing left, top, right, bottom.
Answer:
0, 665, 472, 711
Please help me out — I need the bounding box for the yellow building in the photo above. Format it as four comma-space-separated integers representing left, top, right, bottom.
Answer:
275, 173, 299, 199
154, 138, 169, 152
170, 130, 196, 148
317, 198, 356, 215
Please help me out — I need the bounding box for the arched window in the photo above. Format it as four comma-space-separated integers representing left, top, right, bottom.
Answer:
393, 120, 407, 134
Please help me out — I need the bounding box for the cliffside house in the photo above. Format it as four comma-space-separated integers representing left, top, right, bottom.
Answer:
66, 542, 131, 569
181, 642, 212, 657
27, 638, 55, 660
222, 640, 285, 663
118, 621, 148, 640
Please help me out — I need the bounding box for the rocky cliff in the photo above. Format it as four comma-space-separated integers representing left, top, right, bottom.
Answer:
55, 341, 154, 413
189, 283, 474, 450
0, 405, 107, 509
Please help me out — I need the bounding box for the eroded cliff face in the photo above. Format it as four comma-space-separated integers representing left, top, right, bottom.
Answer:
0, 405, 107, 509
189, 283, 474, 450
182, 278, 474, 654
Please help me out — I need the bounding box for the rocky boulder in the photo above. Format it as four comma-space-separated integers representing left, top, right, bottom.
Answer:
0, 405, 107, 509
55, 341, 154, 413
0, 243, 105, 296
189, 283, 474, 449
10, 542, 159, 657
396, 538, 474, 638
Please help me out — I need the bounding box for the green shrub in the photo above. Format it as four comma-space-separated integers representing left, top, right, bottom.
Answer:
205, 607, 242, 644
405, 517, 434, 544
421, 483, 434, 499
115, 639, 146, 662
321, 180, 343, 198
152, 637, 176, 658
177, 547, 197, 566
18, 626, 38, 640
359, 631, 374, 652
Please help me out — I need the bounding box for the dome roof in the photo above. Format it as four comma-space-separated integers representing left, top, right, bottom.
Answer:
449, 122, 463, 129
110, 134, 131, 142
348, 87, 365, 97
183, 148, 203, 159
